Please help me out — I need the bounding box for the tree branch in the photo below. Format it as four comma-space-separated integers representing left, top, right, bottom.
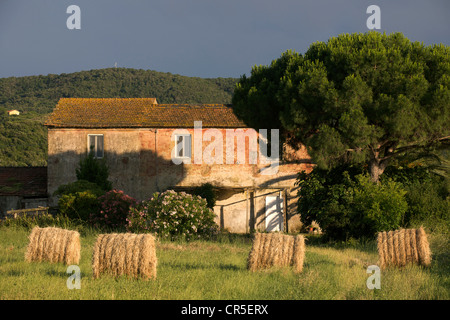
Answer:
379, 135, 450, 161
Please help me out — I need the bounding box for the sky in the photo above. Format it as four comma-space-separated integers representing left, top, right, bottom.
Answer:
0, 0, 449, 79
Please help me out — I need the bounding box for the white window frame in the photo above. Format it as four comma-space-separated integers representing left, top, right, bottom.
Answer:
87, 134, 104, 159
174, 134, 192, 159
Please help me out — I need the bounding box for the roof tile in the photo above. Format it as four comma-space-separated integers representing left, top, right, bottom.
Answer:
45, 98, 247, 128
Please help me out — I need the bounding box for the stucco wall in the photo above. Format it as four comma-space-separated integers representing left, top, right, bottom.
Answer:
48, 127, 312, 232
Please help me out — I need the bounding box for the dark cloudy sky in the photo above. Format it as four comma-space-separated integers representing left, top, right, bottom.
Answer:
0, 0, 449, 78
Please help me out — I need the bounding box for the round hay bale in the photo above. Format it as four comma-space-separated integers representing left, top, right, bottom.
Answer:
416, 227, 432, 267
292, 235, 305, 273
91, 233, 157, 280
377, 227, 432, 269
247, 232, 263, 272
377, 231, 386, 269
247, 233, 304, 273
25, 226, 80, 265
398, 229, 407, 267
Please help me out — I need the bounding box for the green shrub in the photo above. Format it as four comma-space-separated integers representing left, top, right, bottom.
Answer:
350, 175, 408, 238
127, 190, 219, 240
58, 191, 101, 222
383, 165, 450, 233
53, 179, 105, 197
297, 167, 357, 240
297, 167, 408, 240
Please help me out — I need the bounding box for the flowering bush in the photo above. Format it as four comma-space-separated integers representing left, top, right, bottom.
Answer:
127, 190, 219, 240
90, 189, 137, 230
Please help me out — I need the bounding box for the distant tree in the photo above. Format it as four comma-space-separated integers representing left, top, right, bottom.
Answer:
233, 32, 450, 182
76, 152, 112, 191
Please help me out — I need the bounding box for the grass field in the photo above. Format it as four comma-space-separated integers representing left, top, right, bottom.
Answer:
0, 225, 448, 300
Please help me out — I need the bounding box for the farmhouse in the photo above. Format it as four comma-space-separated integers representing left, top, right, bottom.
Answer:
45, 98, 313, 233
7, 110, 20, 116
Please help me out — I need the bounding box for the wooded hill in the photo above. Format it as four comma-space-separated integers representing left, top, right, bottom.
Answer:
0, 68, 238, 166
0, 68, 238, 114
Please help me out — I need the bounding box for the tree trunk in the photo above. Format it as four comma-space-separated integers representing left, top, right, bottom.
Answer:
369, 158, 388, 183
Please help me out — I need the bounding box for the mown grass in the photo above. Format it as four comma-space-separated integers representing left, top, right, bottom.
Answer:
0, 225, 448, 300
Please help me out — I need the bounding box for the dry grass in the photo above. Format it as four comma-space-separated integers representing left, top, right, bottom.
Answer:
91, 233, 157, 280
377, 227, 432, 269
247, 232, 305, 273
24, 226, 80, 265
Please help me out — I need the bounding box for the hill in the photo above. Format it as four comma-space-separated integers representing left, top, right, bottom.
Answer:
0, 68, 238, 166
0, 68, 238, 114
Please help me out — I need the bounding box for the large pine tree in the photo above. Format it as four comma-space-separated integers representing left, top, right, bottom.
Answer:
233, 32, 450, 182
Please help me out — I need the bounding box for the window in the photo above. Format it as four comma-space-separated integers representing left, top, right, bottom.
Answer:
88, 134, 104, 158
174, 134, 191, 159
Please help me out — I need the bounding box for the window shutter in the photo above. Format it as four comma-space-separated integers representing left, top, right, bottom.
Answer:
96, 135, 104, 158
185, 135, 192, 158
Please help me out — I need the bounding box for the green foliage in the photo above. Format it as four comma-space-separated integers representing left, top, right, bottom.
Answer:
403, 178, 449, 233
54, 180, 105, 223
297, 167, 408, 240
0, 68, 237, 115
53, 179, 105, 197
351, 175, 408, 237
233, 32, 450, 181
76, 153, 112, 191
233, 51, 301, 133
90, 190, 137, 230
383, 165, 450, 233
127, 190, 219, 240
0, 107, 6, 122
191, 183, 217, 209
58, 191, 101, 222
0, 115, 47, 166
298, 163, 449, 240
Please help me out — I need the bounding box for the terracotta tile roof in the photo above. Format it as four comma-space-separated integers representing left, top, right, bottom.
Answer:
45, 98, 247, 128
0, 167, 47, 197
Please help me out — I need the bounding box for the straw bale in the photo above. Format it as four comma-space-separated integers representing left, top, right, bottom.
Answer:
404, 228, 412, 264
292, 235, 305, 273
416, 227, 432, 267
393, 230, 400, 266
387, 231, 395, 265
398, 229, 407, 267
92, 233, 157, 280
377, 231, 386, 269
377, 227, 431, 269
409, 228, 419, 263
247, 233, 262, 272
25, 226, 80, 265
247, 232, 305, 273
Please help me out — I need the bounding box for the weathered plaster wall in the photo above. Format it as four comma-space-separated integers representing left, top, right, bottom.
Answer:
48, 127, 312, 232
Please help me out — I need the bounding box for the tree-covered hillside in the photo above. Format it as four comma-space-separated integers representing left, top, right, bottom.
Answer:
0, 68, 238, 166
0, 113, 47, 167
0, 68, 238, 114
